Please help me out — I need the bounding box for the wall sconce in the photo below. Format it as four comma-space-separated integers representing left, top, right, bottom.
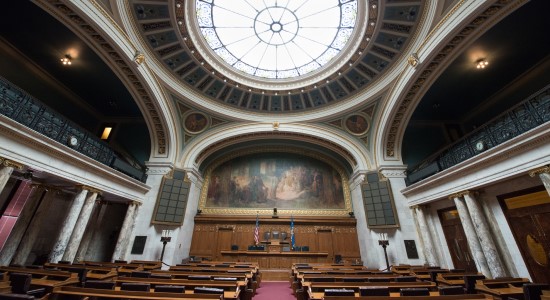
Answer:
60, 54, 72, 66
476, 58, 488, 69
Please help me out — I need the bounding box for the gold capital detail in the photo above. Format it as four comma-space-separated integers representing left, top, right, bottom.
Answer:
0, 158, 23, 170
529, 166, 550, 177
407, 53, 419, 67
134, 51, 145, 65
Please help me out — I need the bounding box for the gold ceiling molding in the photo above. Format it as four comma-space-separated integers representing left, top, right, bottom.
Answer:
385, 0, 522, 158
37, 0, 168, 155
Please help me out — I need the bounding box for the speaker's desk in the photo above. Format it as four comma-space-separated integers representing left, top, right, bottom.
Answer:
220, 250, 329, 269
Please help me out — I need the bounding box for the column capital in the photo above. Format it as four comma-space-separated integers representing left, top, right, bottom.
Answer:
529, 165, 550, 177
0, 157, 23, 170
349, 171, 367, 190
449, 190, 477, 200
127, 200, 142, 206
75, 185, 102, 195
184, 168, 204, 186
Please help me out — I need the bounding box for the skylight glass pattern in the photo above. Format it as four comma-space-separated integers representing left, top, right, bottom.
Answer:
196, 0, 358, 79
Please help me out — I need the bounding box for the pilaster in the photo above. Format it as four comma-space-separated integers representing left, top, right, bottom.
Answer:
529, 166, 550, 196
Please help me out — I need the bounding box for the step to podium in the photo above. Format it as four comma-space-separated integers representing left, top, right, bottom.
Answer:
261, 269, 291, 281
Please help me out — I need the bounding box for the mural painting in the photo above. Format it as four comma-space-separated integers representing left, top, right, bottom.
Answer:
204, 153, 346, 210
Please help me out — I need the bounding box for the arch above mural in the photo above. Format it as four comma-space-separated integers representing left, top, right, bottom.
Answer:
199, 147, 352, 217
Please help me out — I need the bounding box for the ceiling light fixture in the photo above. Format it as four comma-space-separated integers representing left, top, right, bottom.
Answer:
476, 58, 489, 69
60, 54, 72, 66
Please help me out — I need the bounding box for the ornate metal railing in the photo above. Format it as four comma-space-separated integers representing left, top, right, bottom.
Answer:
407, 84, 550, 184
0, 76, 146, 182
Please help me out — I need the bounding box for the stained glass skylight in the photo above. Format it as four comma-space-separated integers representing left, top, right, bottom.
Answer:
196, 0, 358, 79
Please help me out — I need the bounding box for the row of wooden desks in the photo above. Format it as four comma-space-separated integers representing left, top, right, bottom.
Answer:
304, 281, 437, 300
51, 286, 224, 300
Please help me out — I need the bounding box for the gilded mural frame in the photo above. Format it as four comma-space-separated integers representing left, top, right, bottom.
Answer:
199, 146, 352, 216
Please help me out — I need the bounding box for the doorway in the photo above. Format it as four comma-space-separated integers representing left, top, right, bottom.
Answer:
438, 208, 477, 272
499, 186, 550, 284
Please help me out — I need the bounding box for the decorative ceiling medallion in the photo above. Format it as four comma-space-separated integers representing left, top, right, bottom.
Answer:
183, 111, 210, 134
344, 113, 370, 136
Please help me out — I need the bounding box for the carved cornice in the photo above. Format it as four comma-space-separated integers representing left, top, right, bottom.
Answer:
529, 165, 550, 177
0, 157, 24, 170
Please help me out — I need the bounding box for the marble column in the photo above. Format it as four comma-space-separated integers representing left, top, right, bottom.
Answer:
0, 184, 45, 265
11, 188, 58, 265
111, 201, 140, 261
463, 191, 506, 278
48, 187, 89, 263
62, 190, 99, 262
75, 201, 106, 262
414, 205, 438, 266
0, 158, 23, 197
452, 194, 491, 277
529, 166, 550, 196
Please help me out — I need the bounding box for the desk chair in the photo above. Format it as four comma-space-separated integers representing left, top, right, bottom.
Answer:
360, 287, 390, 296
438, 286, 465, 295
8, 273, 46, 298
83, 280, 116, 290
121, 282, 151, 291
155, 285, 185, 293
400, 288, 430, 296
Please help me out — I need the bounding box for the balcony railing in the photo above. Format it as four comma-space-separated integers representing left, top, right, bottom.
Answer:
407, 84, 550, 185
0, 76, 146, 182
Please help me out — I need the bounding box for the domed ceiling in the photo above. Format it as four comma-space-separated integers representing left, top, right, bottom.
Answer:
131, 0, 424, 113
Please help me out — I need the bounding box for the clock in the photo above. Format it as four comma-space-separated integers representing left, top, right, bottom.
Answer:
475, 140, 486, 151
68, 136, 78, 147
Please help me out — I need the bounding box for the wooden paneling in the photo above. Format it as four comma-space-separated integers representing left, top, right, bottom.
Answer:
190, 215, 360, 266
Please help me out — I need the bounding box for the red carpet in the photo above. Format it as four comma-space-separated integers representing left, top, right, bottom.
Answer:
254, 282, 295, 300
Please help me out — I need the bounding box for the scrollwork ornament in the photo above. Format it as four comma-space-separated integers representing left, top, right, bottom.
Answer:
134, 50, 145, 65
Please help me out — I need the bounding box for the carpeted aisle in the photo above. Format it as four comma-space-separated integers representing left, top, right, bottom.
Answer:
253, 282, 295, 300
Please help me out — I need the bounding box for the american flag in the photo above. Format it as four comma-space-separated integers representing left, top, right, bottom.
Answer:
290, 215, 295, 250
254, 214, 259, 245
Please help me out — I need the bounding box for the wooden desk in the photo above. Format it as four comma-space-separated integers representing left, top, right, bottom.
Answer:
45, 263, 118, 280
475, 278, 529, 300
0, 266, 80, 290
304, 280, 437, 299
52, 286, 224, 300
221, 250, 329, 268
114, 277, 245, 299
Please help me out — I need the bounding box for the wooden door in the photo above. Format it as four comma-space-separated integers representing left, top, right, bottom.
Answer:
317, 228, 334, 262
500, 187, 550, 284
215, 226, 234, 260
438, 208, 477, 272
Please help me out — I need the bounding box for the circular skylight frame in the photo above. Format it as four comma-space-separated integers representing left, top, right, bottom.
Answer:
186, 0, 368, 90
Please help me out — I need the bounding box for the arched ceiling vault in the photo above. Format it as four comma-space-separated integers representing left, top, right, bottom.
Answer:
376, 0, 530, 164
178, 123, 373, 176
